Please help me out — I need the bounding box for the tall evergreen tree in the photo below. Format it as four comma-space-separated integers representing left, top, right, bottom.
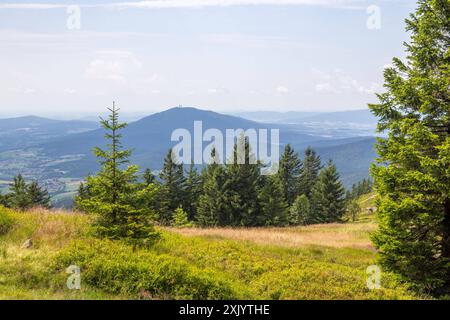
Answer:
196, 148, 223, 226
184, 161, 202, 220
310, 161, 345, 223
258, 175, 288, 226
369, 0, 450, 293
76, 103, 158, 247
222, 136, 261, 226
298, 147, 322, 199
143, 168, 156, 186
27, 181, 51, 209
9, 174, 31, 210
158, 149, 187, 224
277, 144, 302, 205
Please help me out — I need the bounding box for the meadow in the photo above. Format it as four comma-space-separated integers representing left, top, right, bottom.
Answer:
0, 196, 422, 300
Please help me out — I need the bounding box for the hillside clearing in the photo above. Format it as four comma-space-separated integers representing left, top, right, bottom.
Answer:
0, 206, 422, 300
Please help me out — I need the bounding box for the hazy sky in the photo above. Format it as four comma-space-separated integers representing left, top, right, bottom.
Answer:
0, 0, 415, 116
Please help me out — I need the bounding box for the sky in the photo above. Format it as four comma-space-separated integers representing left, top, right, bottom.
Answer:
0, 0, 416, 116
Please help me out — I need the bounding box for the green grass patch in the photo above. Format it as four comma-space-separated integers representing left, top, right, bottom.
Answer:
0, 207, 423, 300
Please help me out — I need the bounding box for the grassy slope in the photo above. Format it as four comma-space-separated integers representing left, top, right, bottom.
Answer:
0, 202, 423, 300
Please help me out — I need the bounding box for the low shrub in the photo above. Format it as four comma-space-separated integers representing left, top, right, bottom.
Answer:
53, 239, 245, 299
0, 207, 15, 236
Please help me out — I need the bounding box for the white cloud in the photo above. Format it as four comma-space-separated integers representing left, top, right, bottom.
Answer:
84, 51, 143, 82
312, 68, 381, 95
85, 60, 125, 82
276, 85, 290, 94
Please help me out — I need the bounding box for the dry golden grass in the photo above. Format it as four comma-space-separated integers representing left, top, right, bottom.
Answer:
16, 207, 89, 249
167, 222, 377, 249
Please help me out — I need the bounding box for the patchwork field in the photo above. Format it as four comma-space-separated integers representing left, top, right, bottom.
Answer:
0, 204, 423, 300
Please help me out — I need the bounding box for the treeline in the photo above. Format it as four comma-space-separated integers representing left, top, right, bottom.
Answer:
0, 174, 51, 210
148, 144, 350, 227
346, 178, 373, 201
75, 106, 372, 236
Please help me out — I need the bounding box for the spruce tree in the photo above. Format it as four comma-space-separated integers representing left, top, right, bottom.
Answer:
257, 175, 288, 226
222, 136, 261, 226
77, 103, 158, 247
298, 147, 322, 199
185, 161, 202, 220
143, 168, 156, 186
369, 0, 450, 293
196, 148, 223, 226
9, 174, 31, 210
277, 144, 302, 205
27, 181, 51, 209
158, 149, 187, 224
310, 161, 345, 223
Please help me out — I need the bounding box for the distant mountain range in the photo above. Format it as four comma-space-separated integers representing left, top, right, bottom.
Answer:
230, 111, 321, 123
0, 107, 378, 196
0, 116, 98, 152
232, 109, 377, 124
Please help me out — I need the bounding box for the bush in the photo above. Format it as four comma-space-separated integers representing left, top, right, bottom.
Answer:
53, 239, 243, 299
0, 207, 15, 236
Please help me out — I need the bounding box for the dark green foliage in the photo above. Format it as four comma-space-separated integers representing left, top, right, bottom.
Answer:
74, 182, 90, 211
158, 149, 187, 224
277, 144, 302, 205
143, 168, 156, 186
8, 174, 31, 210
196, 142, 346, 227
27, 181, 51, 209
369, 0, 450, 293
257, 175, 288, 226
347, 178, 373, 201
4, 174, 52, 210
184, 162, 202, 220
75, 103, 159, 247
196, 148, 225, 226
222, 136, 261, 226
298, 147, 322, 199
310, 161, 346, 224
0, 194, 7, 207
